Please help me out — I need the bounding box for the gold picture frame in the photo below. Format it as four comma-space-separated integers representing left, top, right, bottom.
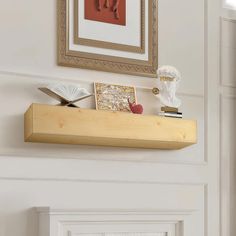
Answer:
58, 0, 158, 77
94, 82, 137, 112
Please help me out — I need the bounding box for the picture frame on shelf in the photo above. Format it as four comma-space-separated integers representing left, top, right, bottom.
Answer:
57, 0, 158, 77
94, 82, 137, 112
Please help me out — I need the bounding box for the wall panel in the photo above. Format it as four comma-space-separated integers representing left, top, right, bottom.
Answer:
220, 96, 236, 236
221, 18, 236, 87
0, 0, 220, 236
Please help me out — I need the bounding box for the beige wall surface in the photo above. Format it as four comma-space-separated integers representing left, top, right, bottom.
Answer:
0, 0, 220, 236
220, 15, 236, 236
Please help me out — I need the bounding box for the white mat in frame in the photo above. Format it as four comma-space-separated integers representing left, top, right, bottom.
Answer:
69, 0, 149, 60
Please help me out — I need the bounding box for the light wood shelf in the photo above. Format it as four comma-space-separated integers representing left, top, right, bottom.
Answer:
24, 103, 197, 149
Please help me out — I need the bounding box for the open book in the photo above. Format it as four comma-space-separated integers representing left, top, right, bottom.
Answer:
39, 83, 93, 107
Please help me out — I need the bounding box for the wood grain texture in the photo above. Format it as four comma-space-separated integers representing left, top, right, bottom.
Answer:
24, 104, 197, 149
24, 105, 33, 141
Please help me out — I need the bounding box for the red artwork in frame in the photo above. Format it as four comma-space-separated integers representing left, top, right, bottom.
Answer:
85, 0, 126, 26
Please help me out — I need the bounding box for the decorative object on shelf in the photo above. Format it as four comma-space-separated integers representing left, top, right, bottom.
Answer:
161, 106, 178, 113
128, 98, 144, 114
154, 66, 181, 108
94, 82, 137, 112
158, 106, 182, 118
39, 83, 93, 107
152, 66, 182, 118
58, 0, 158, 77
152, 87, 160, 95
158, 111, 183, 119
24, 104, 197, 149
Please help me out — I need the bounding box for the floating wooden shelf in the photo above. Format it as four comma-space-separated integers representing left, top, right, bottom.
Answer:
24, 104, 197, 150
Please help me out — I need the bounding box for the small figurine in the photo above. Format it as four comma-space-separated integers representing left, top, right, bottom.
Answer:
153, 66, 181, 109
128, 98, 144, 114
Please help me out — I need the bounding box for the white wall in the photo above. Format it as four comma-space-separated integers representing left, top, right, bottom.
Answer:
0, 0, 220, 236
220, 16, 236, 236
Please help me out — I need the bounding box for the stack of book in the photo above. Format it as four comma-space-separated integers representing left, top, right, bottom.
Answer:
158, 107, 183, 119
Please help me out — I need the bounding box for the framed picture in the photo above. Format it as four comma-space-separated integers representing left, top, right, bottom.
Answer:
58, 0, 158, 77
94, 82, 137, 112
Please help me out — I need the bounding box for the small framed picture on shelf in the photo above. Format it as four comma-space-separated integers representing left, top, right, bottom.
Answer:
94, 82, 137, 112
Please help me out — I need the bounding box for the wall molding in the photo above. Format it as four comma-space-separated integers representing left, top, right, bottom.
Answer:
0, 176, 207, 187
0, 156, 208, 185
220, 17, 236, 89
68, 232, 167, 236
220, 87, 236, 98
0, 70, 204, 98
0, 152, 208, 166
221, 11, 236, 22
204, 0, 221, 234
219, 94, 235, 236
36, 208, 196, 236
36, 207, 196, 215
